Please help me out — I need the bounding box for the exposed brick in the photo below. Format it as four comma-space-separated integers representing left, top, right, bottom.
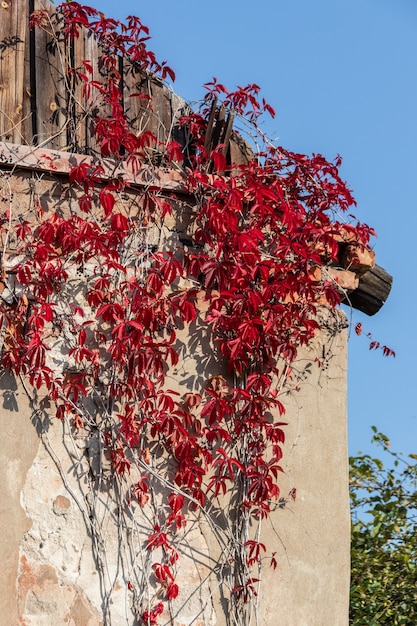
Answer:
53, 495, 71, 516
341, 243, 375, 275
331, 224, 362, 244
18, 556, 103, 626
308, 265, 322, 282
326, 267, 359, 291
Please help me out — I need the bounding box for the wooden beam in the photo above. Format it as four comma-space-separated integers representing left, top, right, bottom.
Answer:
345, 264, 393, 316
0, 141, 187, 192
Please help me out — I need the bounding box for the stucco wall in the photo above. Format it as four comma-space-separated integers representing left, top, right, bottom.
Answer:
0, 319, 350, 626
199, 316, 350, 626
261, 320, 350, 625
0, 163, 350, 625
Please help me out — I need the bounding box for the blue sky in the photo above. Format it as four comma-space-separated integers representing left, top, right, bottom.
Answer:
93, 0, 417, 458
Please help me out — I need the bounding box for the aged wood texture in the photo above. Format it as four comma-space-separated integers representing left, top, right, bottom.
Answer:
0, 1, 252, 165
0, 141, 187, 191
70, 24, 103, 154
123, 64, 170, 157
0, 1, 31, 144
347, 264, 393, 316
32, 0, 69, 149
123, 62, 193, 164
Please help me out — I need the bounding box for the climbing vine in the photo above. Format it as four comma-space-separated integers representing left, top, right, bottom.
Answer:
0, 2, 389, 624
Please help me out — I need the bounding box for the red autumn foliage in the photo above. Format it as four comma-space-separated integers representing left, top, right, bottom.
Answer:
0, 2, 391, 623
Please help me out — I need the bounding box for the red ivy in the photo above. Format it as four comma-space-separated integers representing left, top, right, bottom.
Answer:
0, 2, 390, 622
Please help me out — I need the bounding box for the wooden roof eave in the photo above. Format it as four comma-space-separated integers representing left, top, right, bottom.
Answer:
0, 141, 188, 194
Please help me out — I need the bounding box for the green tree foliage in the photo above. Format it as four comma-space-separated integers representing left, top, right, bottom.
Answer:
350, 427, 417, 625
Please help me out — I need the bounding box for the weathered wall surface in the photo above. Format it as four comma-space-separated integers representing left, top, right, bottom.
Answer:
199, 318, 350, 626
0, 3, 386, 621
1, 384, 218, 626
261, 322, 350, 626
0, 321, 350, 626
0, 157, 350, 625
0, 371, 40, 625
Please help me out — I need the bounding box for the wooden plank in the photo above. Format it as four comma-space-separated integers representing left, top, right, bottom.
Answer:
210, 105, 226, 153
31, 0, 68, 149
0, 141, 187, 192
170, 91, 193, 163
221, 110, 235, 157
123, 61, 153, 137
203, 99, 217, 154
0, 0, 30, 144
71, 27, 103, 154
124, 62, 176, 160
21, 1, 32, 145
149, 78, 172, 151
229, 133, 253, 166
123, 61, 164, 163
137, 76, 172, 159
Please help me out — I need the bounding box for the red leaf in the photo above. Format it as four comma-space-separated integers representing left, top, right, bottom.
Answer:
111, 212, 129, 232
211, 149, 227, 173
166, 141, 183, 163
153, 562, 174, 583
168, 492, 184, 514
99, 190, 115, 218
167, 582, 179, 599
69, 162, 92, 185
